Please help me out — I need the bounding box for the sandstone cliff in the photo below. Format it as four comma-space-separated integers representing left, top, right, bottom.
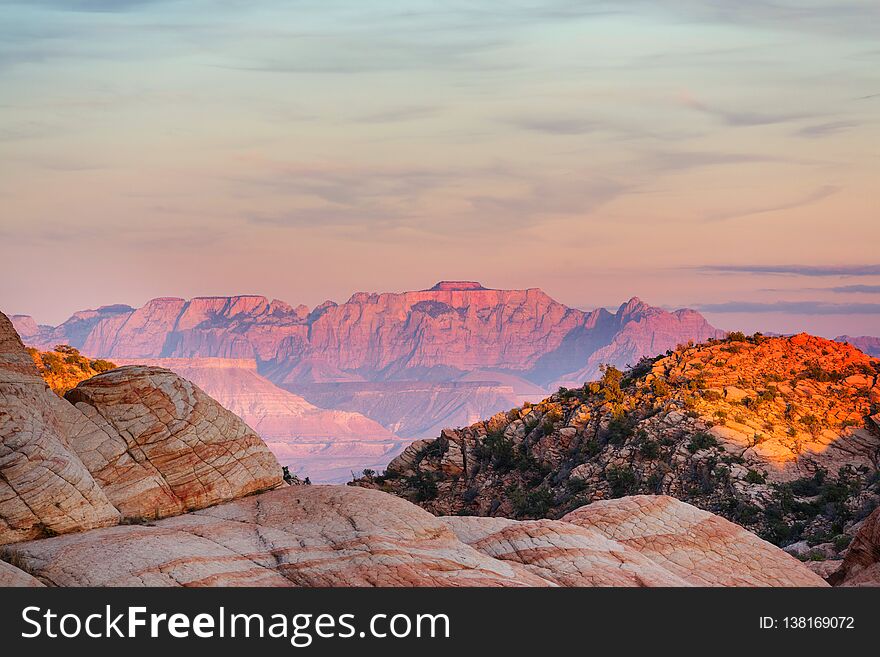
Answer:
0, 313, 121, 545
837, 335, 880, 358
66, 365, 284, 520
359, 333, 880, 565
15, 283, 724, 438
1, 310, 284, 539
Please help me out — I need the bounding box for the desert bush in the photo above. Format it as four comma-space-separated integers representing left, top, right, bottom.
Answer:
687, 432, 719, 453
606, 466, 638, 498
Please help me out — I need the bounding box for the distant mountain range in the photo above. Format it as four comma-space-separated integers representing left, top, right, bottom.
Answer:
11, 281, 726, 478
836, 335, 880, 358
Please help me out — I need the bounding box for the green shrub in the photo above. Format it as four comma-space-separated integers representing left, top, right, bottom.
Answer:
405, 472, 439, 502
474, 429, 515, 470
639, 440, 660, 459
599, 365, 625, 404
834, 534, 852, 551
509, 485, 554, 518
687, 432, 719, 453
646, 471, 665, 492
606, 466, 638, 498
566, 478, 589, 494
745, 469, 766, 484
625, 357, 657, 381
651, 377, 670, 397
604, 412, 636, 446
702, 389, 722, 402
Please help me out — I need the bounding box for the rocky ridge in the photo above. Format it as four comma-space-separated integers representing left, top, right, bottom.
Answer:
14, 284, 724, 438
359, 332, 880, 564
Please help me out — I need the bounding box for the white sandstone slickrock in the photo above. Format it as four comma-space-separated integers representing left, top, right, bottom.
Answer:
0, 312, 120, 545
65, 365, 284, 520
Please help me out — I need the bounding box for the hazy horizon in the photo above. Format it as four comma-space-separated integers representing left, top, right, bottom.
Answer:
1, 1, 878, 337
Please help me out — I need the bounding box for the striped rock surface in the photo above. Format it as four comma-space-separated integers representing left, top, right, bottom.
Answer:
2, 486, 829, 588
2, 485, 550, 587
0, 312, 120, 545
441, 516, 690, 586
562, 495, 827, 587
65, 365, 283, 520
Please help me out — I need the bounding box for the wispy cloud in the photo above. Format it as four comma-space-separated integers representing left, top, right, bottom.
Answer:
639, 150, 785, 173
507, 117, 603, 136
795, 121, 858, 138
697, 300, 880, 315
680, 93, 816, 127
828, 285, 880, 294
352, 105, 442, 124
763, 284, 880, 294
704, 185, 839, 222
628, 0, 880, 38
466, 175, 632, 222
699, 264, 880, 277
0, 0, 173, 11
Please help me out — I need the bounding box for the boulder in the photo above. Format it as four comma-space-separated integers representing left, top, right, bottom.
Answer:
563, 495, 827, 587
0, 312, 120, 545
0, 559, 44, 587
834, 507, 880, 586
65, 366, 283, 520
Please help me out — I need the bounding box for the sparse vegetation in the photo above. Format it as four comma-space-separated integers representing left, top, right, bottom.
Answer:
365, 332, 880, 557
27, 345, 117, 396
687, 432, 719, 453
606, 466, 638, 498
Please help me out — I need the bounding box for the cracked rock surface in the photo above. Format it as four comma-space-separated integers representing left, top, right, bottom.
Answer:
3, 486, 549, 587
0, 559, 43, 587
0, 312, 119, 545
440, 515, 690, 586
66, 366, 283, 520
2, 486, 828, 587
562, 495, 826, 586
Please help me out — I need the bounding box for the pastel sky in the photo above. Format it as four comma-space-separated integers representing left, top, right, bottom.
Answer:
0, 1, 878, 337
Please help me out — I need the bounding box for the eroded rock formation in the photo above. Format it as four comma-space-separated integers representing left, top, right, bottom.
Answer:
562, 495, 825, 586
0, 313, 120, 545
2, 485, 826, 588
65, 365, 283, 520
0, 560, 43, 587
833, 506, 880, 586
440, 515, 691, 586
14, 285, 724, 438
